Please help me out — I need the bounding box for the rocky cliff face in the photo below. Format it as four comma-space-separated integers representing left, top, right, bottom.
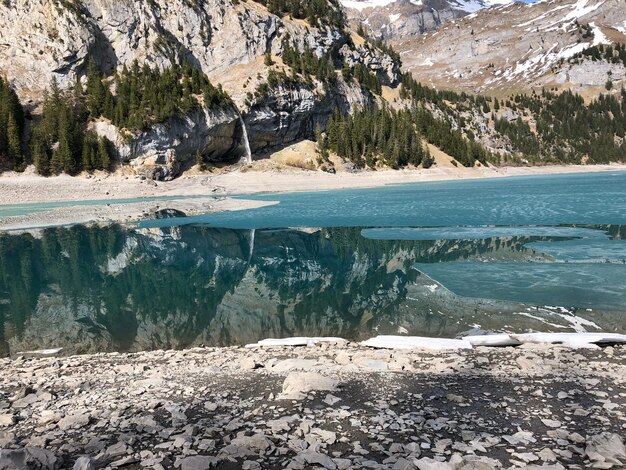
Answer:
0, 0, 399, 176
91, 107, 245, 179
392, 0, 626, 94
340, 0, 511, 40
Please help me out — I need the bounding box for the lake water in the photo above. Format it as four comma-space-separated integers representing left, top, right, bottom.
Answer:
1, 172, 625, 355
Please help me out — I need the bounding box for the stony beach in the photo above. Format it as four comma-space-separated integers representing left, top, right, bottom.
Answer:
1, 340, 625, 470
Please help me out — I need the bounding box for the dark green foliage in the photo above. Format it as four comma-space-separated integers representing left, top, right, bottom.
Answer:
110, 60, 231, 131
399, 73, 493, 166
15, 59, 231, 176
255, 0, 346, 29
505, 88, 626, 163
33, 77, 114, 175
0, 76, 26, 171
281, 37, 337, 84
324, 105, 430, 169
495, 116, 541, 157
280, 33, 388, 96
569, 42, 626, 67
411, 106, 491, 167
351, 63, 382, 95
401, 71, 626, 164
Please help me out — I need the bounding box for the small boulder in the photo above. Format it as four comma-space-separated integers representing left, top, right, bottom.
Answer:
281, 372, 338, 400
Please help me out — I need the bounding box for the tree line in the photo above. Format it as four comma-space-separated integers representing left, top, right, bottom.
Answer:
88, 59, 232, 131
1, 59, 234, 175
320, 105, 433, 169
251, 0, 346, 29
495, 88, 626, 163
400, 70, 626, 165
0, 76, 25, 171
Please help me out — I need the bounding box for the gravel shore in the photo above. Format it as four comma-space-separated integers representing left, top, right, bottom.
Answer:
1, 341, 625, 469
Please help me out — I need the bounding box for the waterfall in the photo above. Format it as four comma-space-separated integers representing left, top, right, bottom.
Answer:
239, 113, 252, 165
248, 229, 255, 264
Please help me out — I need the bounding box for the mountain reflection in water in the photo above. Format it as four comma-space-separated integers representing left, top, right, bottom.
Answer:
0, 223, 624, 356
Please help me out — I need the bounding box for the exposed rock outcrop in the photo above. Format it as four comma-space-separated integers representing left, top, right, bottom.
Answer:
91, 107, 244, 179
0, 0, 399, 175
392, 0, 626, 94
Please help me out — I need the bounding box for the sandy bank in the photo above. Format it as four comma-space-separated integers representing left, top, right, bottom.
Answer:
0, 340, 624, 469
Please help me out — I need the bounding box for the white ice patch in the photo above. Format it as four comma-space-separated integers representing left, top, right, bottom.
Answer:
556, 0, 605, 29
514, 311, 567, 330
361, 335, 473, 350
464, 334, 521, 347
245, 337, 347, 348
419, 57, 435, 67
453, 0, 513, 13
511, 332, 626, 349
617, 21, 626, 34
389, 13, 401, 23
397, 326, 409, 334
16, 348, 63, 356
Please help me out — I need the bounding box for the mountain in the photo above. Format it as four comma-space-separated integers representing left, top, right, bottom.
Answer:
0, 0, 399, 178
0, 0, 625, 177
394, 0, 626, 94
340, 0, 512, 40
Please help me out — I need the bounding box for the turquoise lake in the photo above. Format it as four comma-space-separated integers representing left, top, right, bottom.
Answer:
1, 171, 625, 355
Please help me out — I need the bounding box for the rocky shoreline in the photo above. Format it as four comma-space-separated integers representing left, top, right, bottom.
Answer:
1, 339, 625, 469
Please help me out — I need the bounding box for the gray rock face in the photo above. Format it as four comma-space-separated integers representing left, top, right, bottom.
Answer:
0, 0, 398, 173
393, 0, 626, 93
93, 107, 243, 179
342, 0, 471, 40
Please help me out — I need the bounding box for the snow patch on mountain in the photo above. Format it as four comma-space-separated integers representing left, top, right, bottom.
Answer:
452, 0, 513, 13
550, 0, 605, 30
589, 22, 610, 45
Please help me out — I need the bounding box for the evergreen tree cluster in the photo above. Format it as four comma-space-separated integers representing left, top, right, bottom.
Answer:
503, 88, 626, 163
400, 71, 626, 164
253, 0, 346, 29
411, 106, 492, 167
343, 63, 382, 95
281, 38, 337, 83
569, 43, 626, 67
89, 59, 231, 131
0, 76, 26, 171
0, 59, 235, 176
494, 116, 541, 157
281, 37, 383, 95
399, 73, 493, 166
324, 105, 431, 169
30, 77, 113, 176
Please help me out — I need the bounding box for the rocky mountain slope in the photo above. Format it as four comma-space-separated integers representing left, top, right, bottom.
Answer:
340, 0, 512, 40
394, 0, 626, 94
0, 0, 399, 178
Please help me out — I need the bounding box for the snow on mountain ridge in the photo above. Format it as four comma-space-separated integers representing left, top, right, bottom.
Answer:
394, 0, 626, 94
